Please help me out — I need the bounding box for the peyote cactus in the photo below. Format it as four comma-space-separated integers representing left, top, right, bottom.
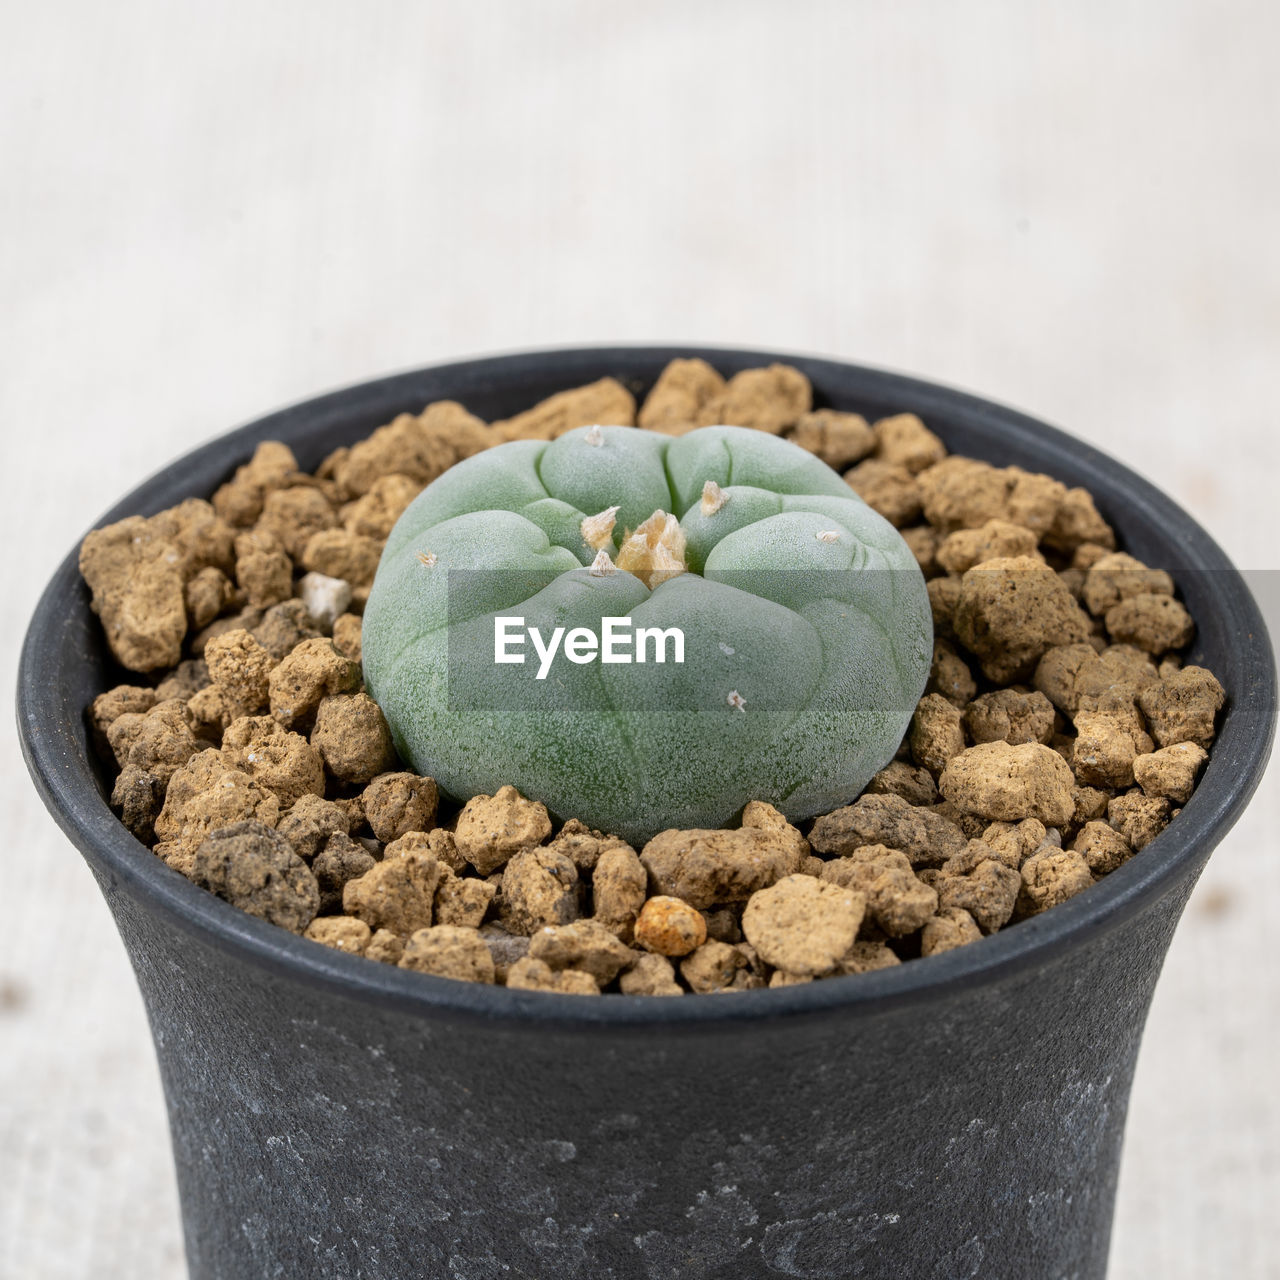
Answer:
363, 424, 931, 843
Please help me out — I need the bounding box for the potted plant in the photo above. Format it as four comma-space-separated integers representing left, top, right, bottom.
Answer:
19, 346, 1275, 1280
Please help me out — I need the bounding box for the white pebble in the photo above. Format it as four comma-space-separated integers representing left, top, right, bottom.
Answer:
297, 572, 352, 631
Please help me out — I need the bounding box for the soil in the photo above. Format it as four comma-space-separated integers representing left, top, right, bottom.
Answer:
81, 359, 1226, 994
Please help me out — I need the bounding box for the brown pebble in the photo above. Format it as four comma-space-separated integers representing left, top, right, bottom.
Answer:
1071, 710, 1152, 788
931, 800, 990, 841
964, 689, 1056, 747
331, 612, 363, 663
184, 566, 234, 630
305, 916, 372, 955
500, 847, 580, 935
253, 599, 323, 661
637, 358, 726, 433
921, 907, 983, 956
342, 850, 445, 935
107, 699, 205, 785
809, 793, 968, 868
387, 828, 467, 874
835, 940, 902, 976
634, 896, 708, 956
1106, 792, 1172, 851
184, 686, 226, 743
192, 821, 319, 933
1070, 821, 1133, 877
679, 940, 750, 994
900, 525, 940, 576
639, 825, 807, 909
619, 953, 684, 996
362, 771, 439, 842
1044, 487, 1116, 552
336, 402, 490, 497
434, 871, 497, 929
479, 924, 531, 983
311, 693, 395, 784
234, 529, 294, 610
843, 459, 922, 527
1068, 786, 1111, 836
864, 761, 939, 807
874, 413, 945, 474
205, 628, 275, 722
909, 693, 967, 775
312, 832, 377, 914
400, 926, 495, 984
275, 793, 350, 860
936, 858, 1022, 933
695, 364, 811, 435
939, 742, 1076, 826
365, 928, 406, 965
544, 818, 630, 874
927, 639, 977, 709
527, 920, 635, 985
789, 409, 875, 470
110, 765, 166, 842
301, 528, 381, 589
980, 819, 1048, 869
153, 750, 280, 861
1137, 666, 1224, 748
213, 441, 301, 527
1034, 642, 1158, 715
591, 843, 647, 941
740, 800, 802, 836
90, 685, 159, 742
918, 458, 1065, 536
927, 576, 962, 641
742, 875, 865, 976
506, 957, 601, 995
701, 908, 743, 944
341, 474, 421, 540
768, 970, 814, 988
1105, 594, 1194, 654
1132, 742, 1207, 803
936, 519, 1039, 575
1017, 849, 1094, 915
1081, 552, 1173, 616
79, 516, 189, 672
494, 378, 635, 442
818, 845, 937, 937
256, 486, 337, 561
454, 785, 553, 875
221, 715, 326, 808
954, 556, 1092, 683
268, 638, 361, 729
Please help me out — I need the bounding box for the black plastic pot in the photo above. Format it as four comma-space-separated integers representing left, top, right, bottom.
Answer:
18, 347, 1276, 1280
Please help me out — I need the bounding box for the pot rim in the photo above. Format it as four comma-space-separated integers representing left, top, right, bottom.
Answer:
17, 343, 1277, 1032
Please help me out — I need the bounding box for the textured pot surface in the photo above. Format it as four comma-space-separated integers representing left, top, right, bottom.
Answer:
19, 347, 1276, 1280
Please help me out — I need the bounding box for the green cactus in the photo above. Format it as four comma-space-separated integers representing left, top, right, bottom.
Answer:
363, 425, 931, 843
